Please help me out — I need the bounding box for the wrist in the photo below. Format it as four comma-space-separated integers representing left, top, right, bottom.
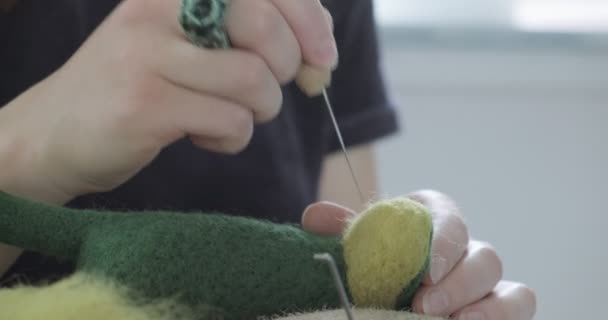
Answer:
0, 102, 74, 205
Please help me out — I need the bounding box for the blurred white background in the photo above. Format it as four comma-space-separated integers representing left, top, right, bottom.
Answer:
375, 0, 608, 32
371, 1, 607, 320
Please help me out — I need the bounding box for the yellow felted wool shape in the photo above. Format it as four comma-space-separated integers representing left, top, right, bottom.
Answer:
0, 273, 197, 320
342, 197, 434, 309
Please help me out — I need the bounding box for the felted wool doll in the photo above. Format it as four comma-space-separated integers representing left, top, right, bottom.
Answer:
0, 275, 444, 320
0, 1, 441, 318
0, 191, 436, 320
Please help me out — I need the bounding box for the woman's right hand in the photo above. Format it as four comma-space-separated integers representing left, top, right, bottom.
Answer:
0, 0, 337, 203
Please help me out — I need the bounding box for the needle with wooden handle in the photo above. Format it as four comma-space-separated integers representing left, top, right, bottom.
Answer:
179, 0, 366, 205
296, 66, 366, 204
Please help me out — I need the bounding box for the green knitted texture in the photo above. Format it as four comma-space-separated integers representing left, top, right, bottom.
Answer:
0, 192, 346, 319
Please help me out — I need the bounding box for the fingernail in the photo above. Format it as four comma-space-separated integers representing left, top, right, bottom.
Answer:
459, 312, 485, 320
430, 256, 446, 284
317, 37, 338, 68
423, 289, 449, 315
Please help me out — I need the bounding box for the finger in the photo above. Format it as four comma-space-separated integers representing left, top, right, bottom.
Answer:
408, 190, 469, 285
301, 201, 356, 235
270, 0, 338, 68
452, 281, 538, 320
412, 241, 503, 317
150, 82, 254, 154
226, 0, 302, 84
323, 7, 334, 32
154, 38, 282, 123
113, 0, 183, 35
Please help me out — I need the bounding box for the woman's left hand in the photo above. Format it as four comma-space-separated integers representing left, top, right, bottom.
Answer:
301, 189, 537, 320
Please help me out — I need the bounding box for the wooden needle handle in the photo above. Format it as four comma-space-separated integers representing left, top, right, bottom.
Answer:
295, 64, 332, 97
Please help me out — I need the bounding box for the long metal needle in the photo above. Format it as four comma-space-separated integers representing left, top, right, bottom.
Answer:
322, 89, 366, 204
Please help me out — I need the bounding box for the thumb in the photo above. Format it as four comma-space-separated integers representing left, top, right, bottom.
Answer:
301, 201, 355, 235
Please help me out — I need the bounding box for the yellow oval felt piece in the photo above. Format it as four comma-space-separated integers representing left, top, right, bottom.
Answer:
342, 197, 433, 308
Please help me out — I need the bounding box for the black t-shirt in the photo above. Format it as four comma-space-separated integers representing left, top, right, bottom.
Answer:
0, 0, 398, 285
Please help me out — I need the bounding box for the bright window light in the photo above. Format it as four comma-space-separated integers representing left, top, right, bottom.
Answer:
512, 1, 608, 33
374, 0, 512, 27
374, 0, 608, 33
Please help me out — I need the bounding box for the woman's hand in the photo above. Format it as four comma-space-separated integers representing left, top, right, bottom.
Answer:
301, 190, 537, 320
0, 0, 337, 203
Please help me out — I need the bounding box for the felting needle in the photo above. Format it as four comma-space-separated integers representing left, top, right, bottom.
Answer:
314, 253, 356, 320
321, 89, 366, 204
295, 65, 366, 205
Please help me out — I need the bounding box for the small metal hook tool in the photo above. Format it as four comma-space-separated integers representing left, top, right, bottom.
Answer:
314, 253, 355, 320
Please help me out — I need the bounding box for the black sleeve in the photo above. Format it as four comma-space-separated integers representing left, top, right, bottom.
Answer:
324, 0, 400, 154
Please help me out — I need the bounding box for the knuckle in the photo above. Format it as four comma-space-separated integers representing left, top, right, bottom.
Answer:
109, 40, 136, 69
247, 2, 282, 43
476, 243, 503, 279
234, 56, 283, 123
270, 86, 283, 116
236, 55, 269, 94
432, 233, 454, 255
520, 285, 537, 302
494, 304, 511, 320
114, 76, 163, 128
407, 189, 444, 204
406, 190, 432, 205
223, 108, 254, 153
107, 37, 150, 78
256, 84, 283, 123
231, 109, 254, 138
111, 104, 140, 132
114, 0, 143, 23
114, 0, 157, 27
127, 76, 163, 108
449, 213, 470, 245
276, 58, 300, 84
436, 213, 469, 254
325, 8, 334, 30
228, 0, 281, 47
515, 283, 538, 313
408, 189, 464, 218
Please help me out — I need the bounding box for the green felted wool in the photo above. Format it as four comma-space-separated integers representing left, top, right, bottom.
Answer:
0, 191, 344, 319
0, 191, 433, 319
